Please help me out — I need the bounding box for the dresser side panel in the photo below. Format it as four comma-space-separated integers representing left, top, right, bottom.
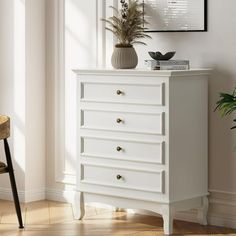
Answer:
169, 75, 208, 202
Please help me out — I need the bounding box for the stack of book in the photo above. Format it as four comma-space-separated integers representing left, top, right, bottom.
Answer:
145, 59, 190, 70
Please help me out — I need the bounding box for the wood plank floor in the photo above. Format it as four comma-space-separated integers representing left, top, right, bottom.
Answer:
0, 200, 235, 236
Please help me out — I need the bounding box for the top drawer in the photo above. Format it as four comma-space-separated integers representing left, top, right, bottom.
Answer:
80, 82, 165, 106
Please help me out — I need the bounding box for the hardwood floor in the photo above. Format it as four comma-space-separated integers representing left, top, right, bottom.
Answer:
0, 200, 235, 236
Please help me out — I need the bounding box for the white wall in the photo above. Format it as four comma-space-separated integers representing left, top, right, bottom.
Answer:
45, 0, 98, 201
0, 0, 24, 191
46, 0, 75, 201
25, 0, 46, 199
0, 0, 46, 202
64, 0, 97, 179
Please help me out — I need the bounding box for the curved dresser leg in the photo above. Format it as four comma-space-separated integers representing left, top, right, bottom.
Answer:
197, 196, 208, 225
162, 206, 174, 235
73, 191, 85, 220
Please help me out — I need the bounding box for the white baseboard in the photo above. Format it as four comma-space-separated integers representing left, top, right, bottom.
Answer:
207, 190, 236, 229
174, 190, 236, 229
45, 188, 75, 203
0, 187, 75, 203
135, 191, 236, 229
0, 187, 45, 203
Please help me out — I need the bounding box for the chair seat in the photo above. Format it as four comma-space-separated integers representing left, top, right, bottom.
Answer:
0, 161, 7, 174
0, 115, 10, 140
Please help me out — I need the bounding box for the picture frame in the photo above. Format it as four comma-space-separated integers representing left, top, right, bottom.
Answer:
143, 0, 207, 32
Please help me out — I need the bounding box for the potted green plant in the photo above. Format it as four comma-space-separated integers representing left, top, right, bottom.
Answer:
102, 0, 151, 69
215, 88, 236, 129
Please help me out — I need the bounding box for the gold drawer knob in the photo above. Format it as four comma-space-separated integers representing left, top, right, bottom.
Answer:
116, 118, 123, 123
116, 175, 122, 180
116, 90, 123, 95
116, 146, 122, 152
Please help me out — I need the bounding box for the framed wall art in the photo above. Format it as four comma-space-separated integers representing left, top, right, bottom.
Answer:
143, 0, 207, 32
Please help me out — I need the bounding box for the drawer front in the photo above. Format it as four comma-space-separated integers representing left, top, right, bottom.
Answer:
81, 164, 164, 194
81, 82, 164, 106
81, 136, 164, 164
81, 110, 164, 135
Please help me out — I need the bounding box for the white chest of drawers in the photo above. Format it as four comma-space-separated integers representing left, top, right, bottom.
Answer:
73, 69, 210, 235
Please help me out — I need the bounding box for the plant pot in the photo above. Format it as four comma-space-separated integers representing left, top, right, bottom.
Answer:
111, 45, 138, 69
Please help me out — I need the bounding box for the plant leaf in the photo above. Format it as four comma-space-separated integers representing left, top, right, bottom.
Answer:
101, 0, 152, 45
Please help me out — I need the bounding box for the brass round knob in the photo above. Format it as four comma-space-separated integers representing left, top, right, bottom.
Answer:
116, 118, 122, 123
116, 175, 122, 180
116, 90, 123, 95
116, 146, 122, 152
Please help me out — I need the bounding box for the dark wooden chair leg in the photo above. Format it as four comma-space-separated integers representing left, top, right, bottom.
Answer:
4, 139, 24, 229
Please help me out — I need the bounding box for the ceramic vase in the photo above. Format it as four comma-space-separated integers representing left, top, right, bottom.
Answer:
111, 45, 138, 69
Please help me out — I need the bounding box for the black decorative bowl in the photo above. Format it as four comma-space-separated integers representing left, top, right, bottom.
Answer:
148, 51, 176, 60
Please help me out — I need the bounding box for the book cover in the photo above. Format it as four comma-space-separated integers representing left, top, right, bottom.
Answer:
145, 59, 190, 70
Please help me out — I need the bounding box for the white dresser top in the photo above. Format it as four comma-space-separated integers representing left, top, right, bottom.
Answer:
73, 68, 211, 77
